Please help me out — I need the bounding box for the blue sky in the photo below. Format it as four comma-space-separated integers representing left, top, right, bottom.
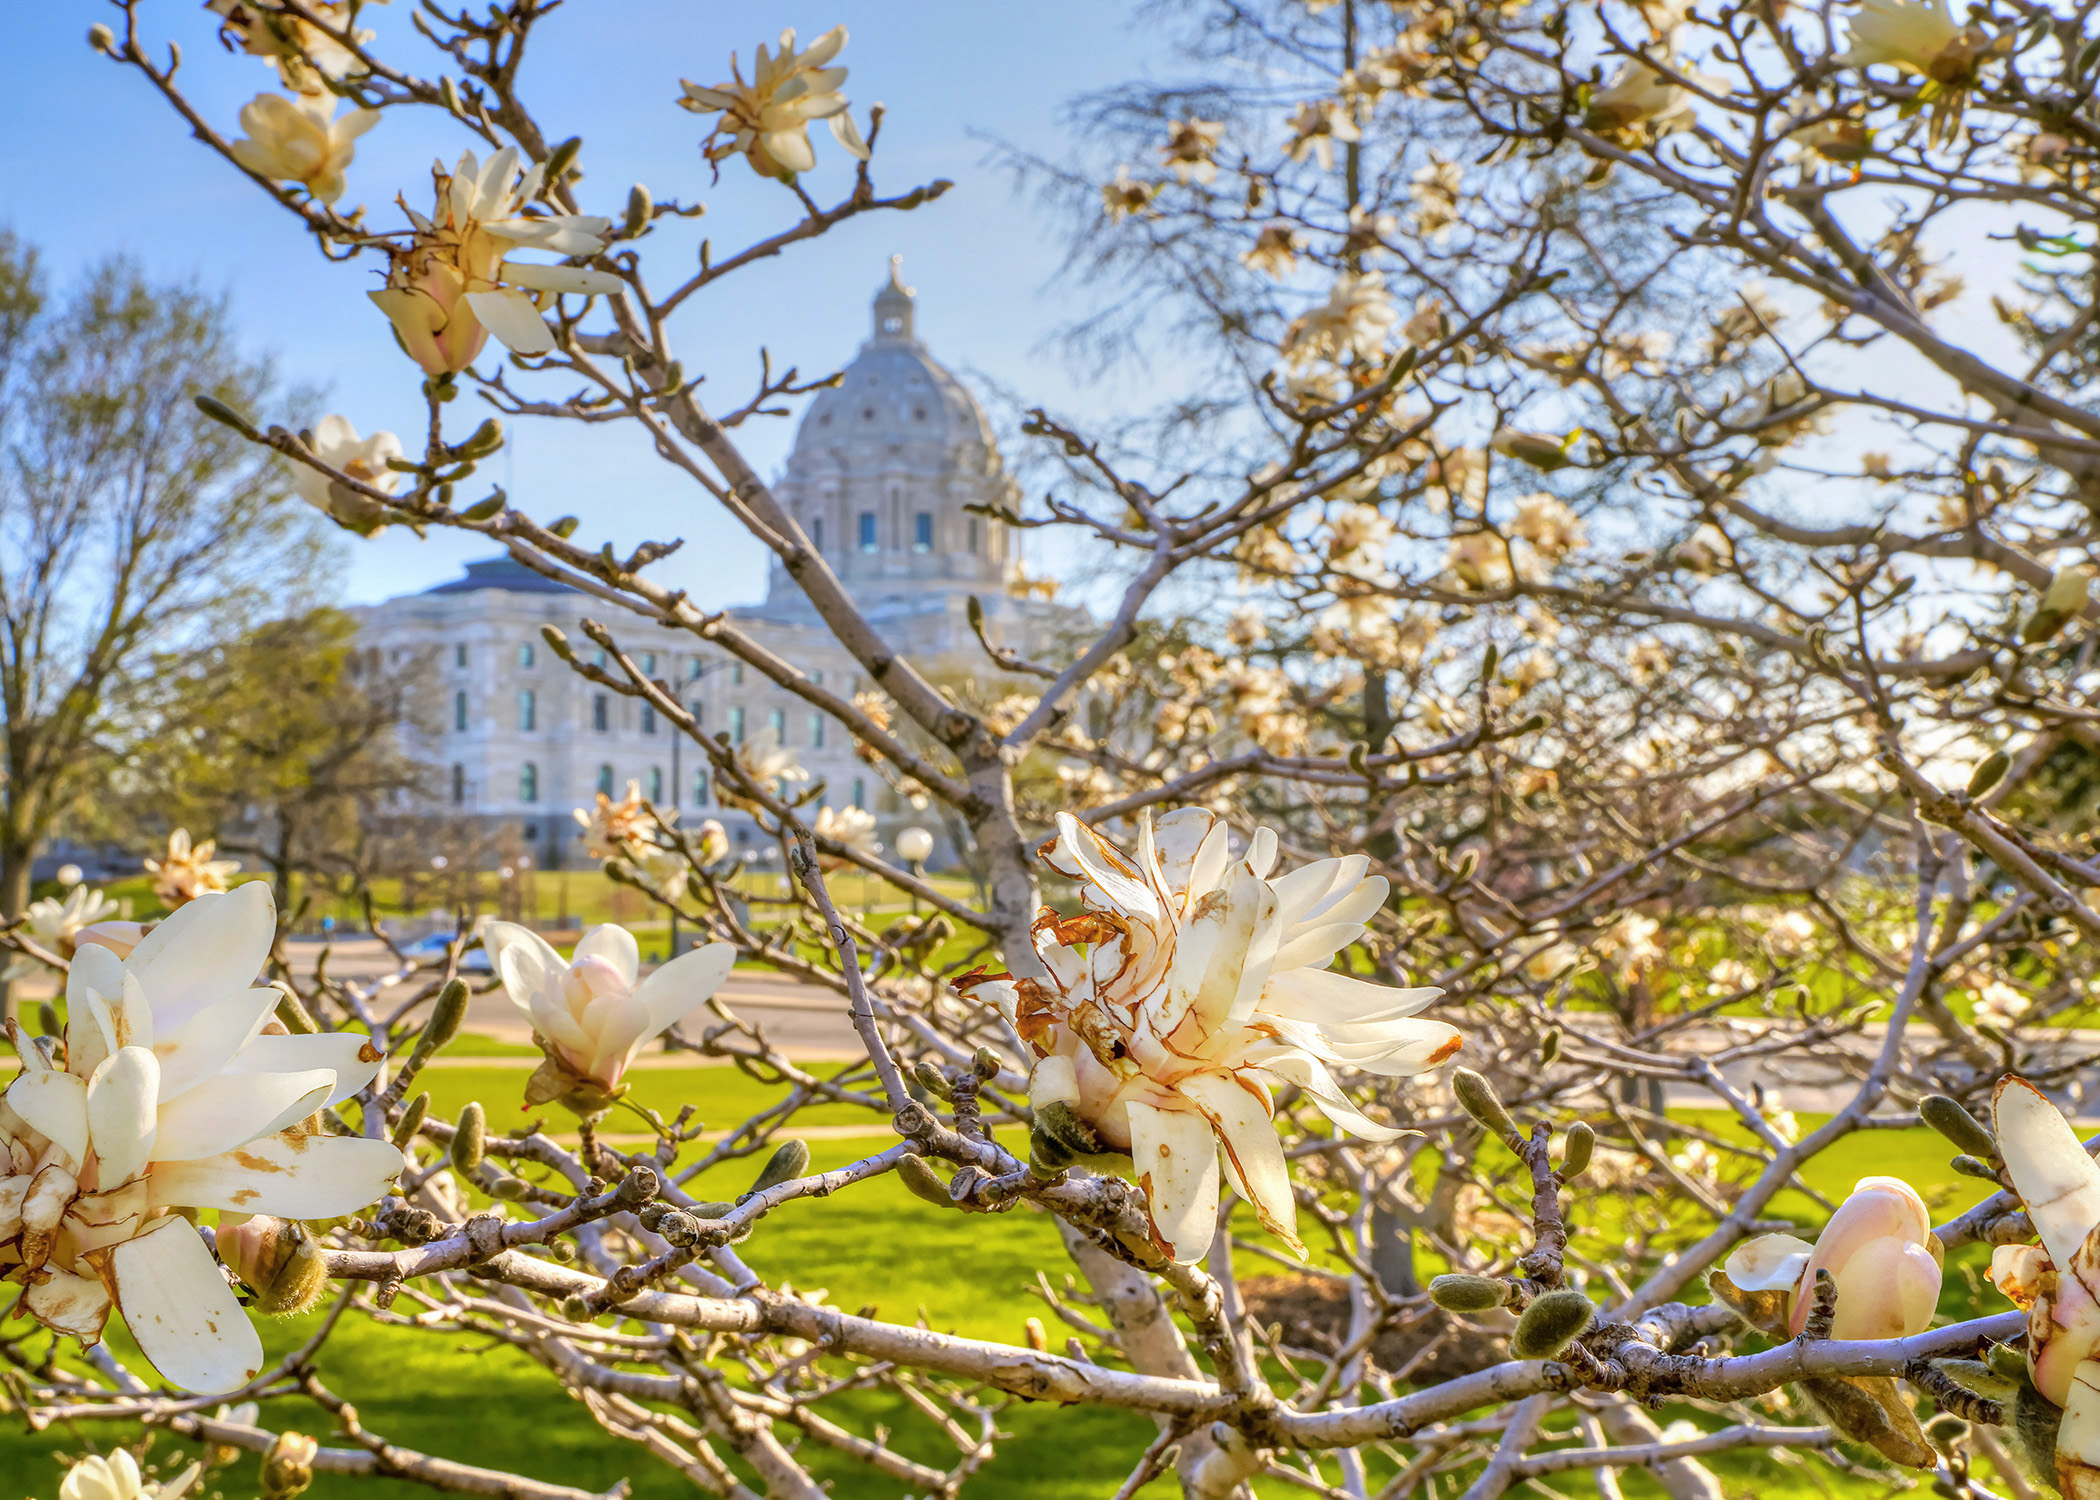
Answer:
1, 3, 1175, 608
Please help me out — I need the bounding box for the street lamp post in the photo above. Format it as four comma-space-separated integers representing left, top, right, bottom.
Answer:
896, 826, 933, 916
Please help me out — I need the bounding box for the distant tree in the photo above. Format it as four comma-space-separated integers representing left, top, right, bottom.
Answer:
126, 607, 433, 914
0, 235, 328, 1014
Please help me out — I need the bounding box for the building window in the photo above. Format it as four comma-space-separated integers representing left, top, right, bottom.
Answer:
518, 643, 535, 669
455, 643, 468, 668
852, 777, 865, 809
695, 769, 710, 805
808, 711, 825, 749
517, 689, 536, 732
729, 706, 746, 744
968, 517, 980, 554
450, 764, 465, 804
914, 511, 933, 553
454, 691, 468, 733
591, 648, 607, 667
596, 764, 614, 797
520, 763, 539, 802
812, 517, 824, 552
811, 669, 824, 686
648, 767, 664, 802
688, 700, 704, 724
768, 709, 786, 743
592, 694, 609, 732
641, 703, 657, 735
732, 663, 745, 685
685, 655, 703, 679
641, 651, 657, 674
858, 511, 877, 552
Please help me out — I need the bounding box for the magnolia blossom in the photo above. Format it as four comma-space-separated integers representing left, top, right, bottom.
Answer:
575, 780, 659, 859
1160, 118, 1225, 183
1282, 271, 1397, 368
1985, 1076, 2100, 1485
2, 884, 397, 1391
1284, 99, 1358, 172
1628, 638, 1672, 682
1241, 223, 1298, 277
144, 830, 239, 907
484, 923, 736, 1110
719, 730, 810, 812
1723, 1177, 1942, 1340
1510, 493, 1584, 561
1837, 0, 1975, 77
967, 810, 1461, 1263
814, 804, 882, 867
1101, 167, 1157, 220
1, 886, 123, 980
208, 0, 373, 90
678, 26, 870, 179
227, 92, 376, 203
57, 1451, 201, 1500
292, 415, 402, 536
1585, 59, 1695, 135
371, 147, 619, 375
1446, 532, 1514, 591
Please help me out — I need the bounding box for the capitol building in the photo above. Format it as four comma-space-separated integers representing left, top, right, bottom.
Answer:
356, 265, 1073, 870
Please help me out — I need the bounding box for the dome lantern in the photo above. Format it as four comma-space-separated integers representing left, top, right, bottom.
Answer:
872, 255, 915, 343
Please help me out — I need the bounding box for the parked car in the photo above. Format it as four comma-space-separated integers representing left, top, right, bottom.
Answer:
397, 931, 493, 972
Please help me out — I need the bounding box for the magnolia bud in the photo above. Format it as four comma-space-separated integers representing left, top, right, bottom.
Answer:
1920, 1095, 1996, 1158
897, 1154, 953, 1206
421, 979, 470, 1055
1429, 1274, 1508, 1313
490, 1175, 530, 1201
623, 183, 652, 238
391, 1091, 430, 1149
1538, 1027, 1561, 1065
1950, 1154, 1999, 1181
1452, 1068, 1519, 1143
262, 1432, 319, 1500
544, 136, 584, 184
560, 1293, 592, 1321
1024, 1317, 1048, 1351
748, 1139, 810, 1195
222, 1219, 331, 1317
450, 1102, 486, 1174
88, 23, 116, 52
1511, 1290, 1595, 1359
1966, 751, 2011, 799
656, 1209, 702, 1246
972, 1046, 1002, 1080
1561, 1121, 1594, 1178
912, 1060, 954, 1100
550, 515, 580, 538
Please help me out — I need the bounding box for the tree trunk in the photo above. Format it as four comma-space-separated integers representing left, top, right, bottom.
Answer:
0, 834, 35, 1029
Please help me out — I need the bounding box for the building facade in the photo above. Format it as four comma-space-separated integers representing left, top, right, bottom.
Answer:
356, 264, 1070, 869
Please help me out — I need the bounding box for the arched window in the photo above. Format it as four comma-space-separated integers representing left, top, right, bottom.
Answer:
685, 655, 703, 678
596, 764, 614, 797
914, 512, 933, 553
519, 763, 539, 802
592, 693, 609, 732
450, 764, 465, 804
641, 704, 657, 735
517, 688, 536, 732
453, 691, 468, 733
641, 651, 657, 674
858, 511, 878, 553
648, 767, 664, 802
518, 643, 535, 669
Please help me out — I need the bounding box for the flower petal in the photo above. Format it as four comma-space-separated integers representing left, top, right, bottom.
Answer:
1722, 1232, 1815, 1292
500, 261, 623, 296
155, 987, 280, 1103
9, 1067, 89, 1166
573, 924, 641, 987
1259, 968, 1441, 1025
1126, 1096, 1220, 1263
147, 1132, 403, 1218
1995, 1075, 2100, 1271
461, 290, 555, 355
150, 1069, 336, 1163
1175, 1070, 1302, 1257
223, 1031, 383, 1108
631, 940, 735, 1040
104, 1215, 265, 1394
87, 1046, 160, 1185
24, 1265, 112, 1344
128, 883, 276, 1036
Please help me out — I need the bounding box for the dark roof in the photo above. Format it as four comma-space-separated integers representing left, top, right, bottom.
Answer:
423, 556, 578, 596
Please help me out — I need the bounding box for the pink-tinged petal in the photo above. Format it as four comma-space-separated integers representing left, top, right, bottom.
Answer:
9, 1067, 89, 1166
147, 1132, 402, 1218
1126, 1096, 1220, 1264
87, 1046, 160, 1185
1030, 1054, 1080, 1108
572, 924, 641, 987
128, 883, 275, 1035
23, 1266, 111, 1344
154, 987, 279, 1103
150, 1069, 336, 1163
1722, 1233, 1816, 1292
1825, 1237, 1941, 1340
1996, 1076, 2100, 1272
581, 993, 651, 1084
224, 1031, 383, 1108
2058, 1358, 2100, 1496
1176, 1070, 1302, 1257
484, 920, 563, 1012
1258, 968, 1441, 1025
1989, 1242, 2050, 1307
631, 941, 735, 1040
104, 1216, 264, 1393
461, 290, 555, 355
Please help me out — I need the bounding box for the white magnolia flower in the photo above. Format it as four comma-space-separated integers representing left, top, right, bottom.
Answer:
57, 1450, 202, 1500
483, 923, 735, 1109
1160, 118, 1225, 184
574, 779, 660, 860
1723, 1176, 1941, 1339
1282, 271, 1397, 368
814, 804, 882, 867
1837, 0, 1969, 75
227, 92, 377, 203
1510, 493, 1584, 562
1240, 224, 1298, 277
678, 26, 869, 179
143, 830, 240, 907
1284, 99, 1358, 172
292, 415, 402, 536
1101, 166, 1157, 220
1446, 532, 1514, 591
967, 809, 1460, 1263
1585, 58, 1696, 135
371, 146, 620, 375
720, 730, 809, 812
3, 886, 123, 980
207, 0, 375, 90
2, 884, 398, 1392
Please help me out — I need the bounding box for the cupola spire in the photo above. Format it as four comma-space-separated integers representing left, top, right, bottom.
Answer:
872, 255, 915, 342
